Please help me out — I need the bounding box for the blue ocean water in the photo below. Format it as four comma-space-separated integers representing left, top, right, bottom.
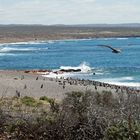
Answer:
0, 38, 140, 88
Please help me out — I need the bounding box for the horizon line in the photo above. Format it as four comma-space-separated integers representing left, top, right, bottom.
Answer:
1, 23, 140, 26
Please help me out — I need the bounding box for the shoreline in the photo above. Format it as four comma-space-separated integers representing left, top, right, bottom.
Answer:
1, 69, 140, 90
0, 70, 139, 101
0, 36, 140, 44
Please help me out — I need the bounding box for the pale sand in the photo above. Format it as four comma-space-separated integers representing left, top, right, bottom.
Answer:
0, 70, 136, 101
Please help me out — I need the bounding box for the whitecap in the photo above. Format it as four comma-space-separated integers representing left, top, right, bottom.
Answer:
122, 77, 134, 80
43, 71, 94, 79
0, 41, 48, 46
96, 76, 140, 87
43, 72, 75, 79
95, 72, 104, 75
106, 82, 140, 88
0, 47, 48, 53
116, 38, 128, 40
47, 40, 55, 44
97, 76, 134, 83
0, 53, 17, 56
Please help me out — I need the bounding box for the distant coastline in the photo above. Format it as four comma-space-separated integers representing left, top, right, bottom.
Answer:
1, 36, 140, 44
1, 25, 140, 43
0, 37, 136, 45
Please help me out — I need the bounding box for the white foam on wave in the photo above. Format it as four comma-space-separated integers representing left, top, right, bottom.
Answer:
0, 47, 48, 53
122, 77, 134, 80
43, 71, 94, 79
60, 62, 92, 73
0, 47, 33, 52
97, 76, 140, 87
9, 41, 43, 45
106, 82, 140, 88
98, 76, 134, 82
0, 41, 49, 46
0, 53, 17, 56
99, 38, 114, 40
102, 38, 110, 40
43, 62, 93, 79
95, 72, 104, 75
47, 40, 55, 44
116, 38, 128, 40
43, 72, 75, 78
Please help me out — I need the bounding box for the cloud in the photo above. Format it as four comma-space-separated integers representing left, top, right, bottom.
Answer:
0, 0, 140, 24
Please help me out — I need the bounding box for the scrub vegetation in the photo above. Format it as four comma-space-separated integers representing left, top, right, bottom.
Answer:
0, 90, 140, 139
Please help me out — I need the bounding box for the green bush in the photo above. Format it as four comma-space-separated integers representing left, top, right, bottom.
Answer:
105, 122, 140, 140
39, 96, 53, 103
21, 96, 38, 107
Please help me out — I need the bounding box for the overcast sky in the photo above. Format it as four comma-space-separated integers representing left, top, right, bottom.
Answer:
0, 0, 140, 24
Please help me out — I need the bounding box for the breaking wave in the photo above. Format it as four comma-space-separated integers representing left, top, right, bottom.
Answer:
97, 76, 134, 82
0, 40, 55, 46
116, 38, 128, 40
106, 82, 140, 88
0, 53, 17, 56
43, 62, 93, 79
60, 62, 92, 73
0, 47, 48, 53
96, 76, 140, 88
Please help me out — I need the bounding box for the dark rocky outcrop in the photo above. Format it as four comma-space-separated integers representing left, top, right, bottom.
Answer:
60, 69, 81, 72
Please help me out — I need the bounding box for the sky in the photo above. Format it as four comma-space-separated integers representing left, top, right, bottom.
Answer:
0, 0, 140, 25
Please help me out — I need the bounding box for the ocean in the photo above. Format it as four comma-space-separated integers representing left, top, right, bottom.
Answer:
0, 38, 140, 88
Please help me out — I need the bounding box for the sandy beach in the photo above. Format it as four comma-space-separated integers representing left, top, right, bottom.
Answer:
0, 70, 97, 100
0, 70, 139, 101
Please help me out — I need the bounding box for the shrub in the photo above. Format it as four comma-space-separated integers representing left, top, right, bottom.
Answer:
0, 90, 139, 139
21, 96, 38, 107
102, 90, 113, 106
105, 121, 140, 140
39, 96, 53, 103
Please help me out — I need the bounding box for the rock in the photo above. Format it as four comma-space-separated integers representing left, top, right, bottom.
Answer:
60, 69, 81, 72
